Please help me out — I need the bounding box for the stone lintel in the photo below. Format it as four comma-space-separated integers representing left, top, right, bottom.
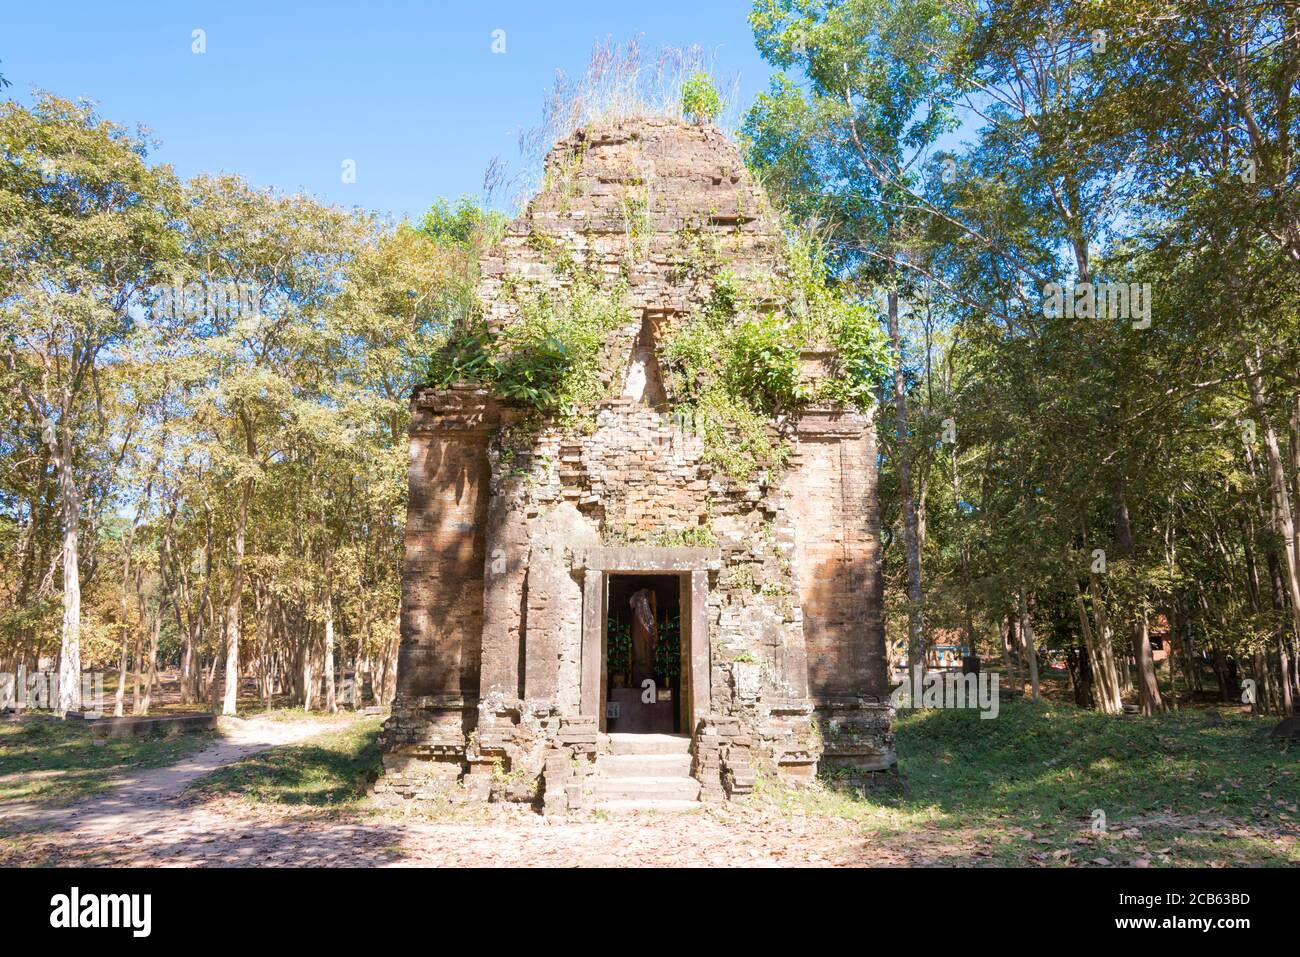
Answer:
794, 404, 872, 440
403, 693, 478, 712
410, 384, 509, 435
580, 545, 720, 572
812, 695, 893, 711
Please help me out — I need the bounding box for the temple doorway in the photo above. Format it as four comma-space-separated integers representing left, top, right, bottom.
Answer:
604, 573, 683, 734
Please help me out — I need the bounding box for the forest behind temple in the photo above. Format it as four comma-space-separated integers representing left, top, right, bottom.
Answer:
4, 1, 1300, 727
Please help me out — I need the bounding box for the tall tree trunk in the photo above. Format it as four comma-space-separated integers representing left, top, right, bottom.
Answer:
52, 422, 81, 716
303, 621, 317, 712
1000, 613, 1016, 691
113, 640, 128, 718
140, 611, 159, 715
1086, 571, 1124, 708
888, 290, 925, 673
1018, 591, 1040, 700
178, 615, 194, 706
1074, 577, 1119, 712
131, 609, 144, 715
222, 476, 252, 716
209, 644, 223, 713
323, 593, 337, 713
1130, 611, 1162, 714
162, 515, 195, 706
1245, 351, 1298, 714
1114, 495, 1163, 714
115, 518, 137, 718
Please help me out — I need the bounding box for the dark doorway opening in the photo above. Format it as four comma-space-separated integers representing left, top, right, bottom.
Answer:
605, 573, 682, 734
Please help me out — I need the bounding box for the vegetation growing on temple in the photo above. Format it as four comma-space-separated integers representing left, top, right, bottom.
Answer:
662, 229, 891, 477
426, 275, 631, 417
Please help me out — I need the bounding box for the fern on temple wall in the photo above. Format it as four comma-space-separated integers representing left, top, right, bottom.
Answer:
660, 226, 892, 480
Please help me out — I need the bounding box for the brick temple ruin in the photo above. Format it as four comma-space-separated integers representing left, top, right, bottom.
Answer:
377, 117, 895, 811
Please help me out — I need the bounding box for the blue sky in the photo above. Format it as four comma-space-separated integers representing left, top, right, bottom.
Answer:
2, 1, 776, 222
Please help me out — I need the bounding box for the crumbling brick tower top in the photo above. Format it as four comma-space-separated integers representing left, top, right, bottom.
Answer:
378, 117, 894, 810
478, 115, 783, 331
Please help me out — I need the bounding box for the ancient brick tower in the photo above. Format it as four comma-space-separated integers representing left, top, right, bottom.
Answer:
377, 117, 894, 810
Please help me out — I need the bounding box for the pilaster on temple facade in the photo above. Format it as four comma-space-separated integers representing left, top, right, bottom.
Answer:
787, 404, 895, 782
376, 385, 502, 797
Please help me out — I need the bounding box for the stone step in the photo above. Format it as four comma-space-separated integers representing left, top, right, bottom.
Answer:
592, 800, 703, 814
592, 776, 702, 802
89, 712, 216, 739
608, 732, 691, 756
596, 753, 693, 778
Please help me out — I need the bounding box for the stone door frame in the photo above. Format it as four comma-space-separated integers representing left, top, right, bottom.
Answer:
579, 546, 716, 734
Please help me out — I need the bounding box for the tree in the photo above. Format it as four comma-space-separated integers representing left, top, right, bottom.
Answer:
746, 0, 969, 678
178, 174, 364, 714
681, 72, 723, 125
0, 95, 181, 714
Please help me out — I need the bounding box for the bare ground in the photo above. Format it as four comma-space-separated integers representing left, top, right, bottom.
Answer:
0, 798, 942, 868
2, 709, 1293, 868
0, 713, 919, 866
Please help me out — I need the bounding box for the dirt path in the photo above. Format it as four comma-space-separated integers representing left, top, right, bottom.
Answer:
4, 800, 922, 867
0, 717, 337, 838
0, 715, 960, 867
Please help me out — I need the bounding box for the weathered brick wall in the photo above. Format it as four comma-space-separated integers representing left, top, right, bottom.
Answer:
784, 405, 895, 778
379, 117, 895, 804
376, 386, 501, 798
570, 400, 710, 537
478, 117, 781, 330
484, 397, 818, 779
784, 406, 888, 700
522, 503, 595, 711
394, 387, 501, 703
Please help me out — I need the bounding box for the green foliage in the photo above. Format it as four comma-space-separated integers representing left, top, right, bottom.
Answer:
500, 277, 628, 414
427, 319, 572, 409
606, 618, 632, 682
681, 71, 723, 125
780, 231, 891, 406
726, 313, 802, 414
426, 276, 629, 416
738, 0, 1300, 722
823, 299, 890, 407
663, 283, 788, 479
655, 615, 681, 681
662, 229, 889, 479
492, 334, 575, 407
653, 525, 718, 548
417, 195, 506, 250
607, 613, 682, 686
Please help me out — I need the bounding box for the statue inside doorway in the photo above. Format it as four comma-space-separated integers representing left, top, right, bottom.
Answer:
629, 588, 658, 685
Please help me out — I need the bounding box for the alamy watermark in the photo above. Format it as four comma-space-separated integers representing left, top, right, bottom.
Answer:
1042, 280, 1152, 328
0, 667, 105, 716
50, 887, 150, 937
152, 278, 260, 323
890, 666, 1000, 719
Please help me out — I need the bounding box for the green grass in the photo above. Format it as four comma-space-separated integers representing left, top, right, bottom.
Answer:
231, 703, 368, 722
187, 716, 384, 808
759, 699, 1300, 866
0, 717, 215, 806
